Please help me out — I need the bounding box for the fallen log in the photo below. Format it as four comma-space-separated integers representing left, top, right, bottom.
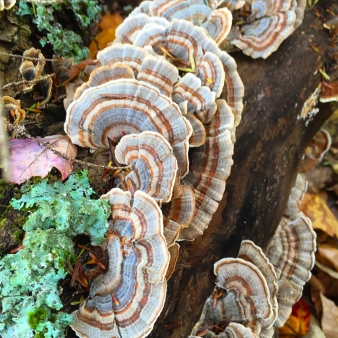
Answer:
150, 2, 336, 337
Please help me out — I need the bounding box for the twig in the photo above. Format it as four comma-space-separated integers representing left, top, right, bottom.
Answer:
0, 51, 62, 63
2, 73, 56, 90
5, 121, 131, 171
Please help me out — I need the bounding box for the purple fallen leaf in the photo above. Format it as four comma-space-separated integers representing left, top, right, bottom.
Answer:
7, 135, 77, 184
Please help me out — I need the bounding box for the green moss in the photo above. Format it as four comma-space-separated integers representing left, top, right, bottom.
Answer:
28, 307, 49, 329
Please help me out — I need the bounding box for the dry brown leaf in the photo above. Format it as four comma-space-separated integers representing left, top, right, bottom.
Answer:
320, 292, 338, 338
317, 243, 338, 271
279, 298, 311, 337
89, 12, 124, 59
301, 192, 338, 237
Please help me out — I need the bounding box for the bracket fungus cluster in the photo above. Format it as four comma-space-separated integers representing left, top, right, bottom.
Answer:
63, 1, 243, 336
225, 0, 306, 59
189, 174, 316, 337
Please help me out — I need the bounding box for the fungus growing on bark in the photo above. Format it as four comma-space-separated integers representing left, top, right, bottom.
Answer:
299, 129, 331, 173
232, 11, 296, 59
265, 174, 317, 327
64, 66, 192, 177
265, 215, 316, 327
114, 131, 178, 203
230, 0, 306, 59
214, 258, 275, 329
179, 99, 234, 240
320, 81, 338, 102
238, 240, 278, 328
142, 0, 233, 45
71, 188, 169, 338
19, 47, 46, 81
2, 96, 25, 128
115, 15, 244, 126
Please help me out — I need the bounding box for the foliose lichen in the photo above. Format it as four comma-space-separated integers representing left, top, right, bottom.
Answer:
0, 171, 110, 337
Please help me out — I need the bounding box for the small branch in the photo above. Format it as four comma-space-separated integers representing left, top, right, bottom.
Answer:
5, 121, 130, 171
1, 73, 56, 90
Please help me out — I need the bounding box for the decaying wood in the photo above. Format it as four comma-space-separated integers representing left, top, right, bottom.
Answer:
150, 3, 336, 338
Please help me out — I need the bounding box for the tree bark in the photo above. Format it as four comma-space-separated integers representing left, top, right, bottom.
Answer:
150, 3, 336, 337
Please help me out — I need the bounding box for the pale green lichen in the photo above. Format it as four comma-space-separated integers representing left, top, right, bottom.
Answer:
0, 171, 110, 337
11, 170, 111, 246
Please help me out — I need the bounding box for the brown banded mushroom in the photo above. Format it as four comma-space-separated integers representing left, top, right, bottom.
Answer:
115, 15, 244, 126
163, 179, 195, 246
189, 322, 258, 337
320, 80, 338, 102
209, 0, 245, 11
265, 215, 316, 327
71, 188, 170, 338
299, 130, 331, 173
238, 240, 278, 320
145, 0, 233, 45
283, 173, 307, 218
64, 68, 192, 177
250, 0, 292, 19
179, 99, 234, 240
232, 11, 296, 59
265, 175, 316, 327
114, 131, 178, 203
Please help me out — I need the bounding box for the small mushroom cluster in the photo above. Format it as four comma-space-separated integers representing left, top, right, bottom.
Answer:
0, 0, 15, 11
64, 2, 243, 337
19, 47, 53, 106
189, 174, 316, 337
227, 0, 306, 58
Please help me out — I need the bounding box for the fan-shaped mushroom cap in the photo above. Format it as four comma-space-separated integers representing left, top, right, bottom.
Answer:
179, 99, 234, 240
163, 181, 195, 246
299, 130, 331, 173
232, 11, 296, 59
19, 47, 46, 81
166, 243, 180, 279
265, 215, 316, 327
214, 257, 274, 328
320, 80, 338, 102
64, 77, 192, 177
71, 189, 169, 338
115, 131, 178, 203
284, 173, 307, 218
290, 0, 306, 29
147, 0, 233, 45
0, 0, 16, 11
97, 43, 179, 97
185, 113, 207, 147
189, 322, 258, 337
209, 0, 245, 11
251, 0, 292, 19
238, 240, 278, 328
173, 73, 217, 124
130, 0, 152, 15
115, 16, 244, 126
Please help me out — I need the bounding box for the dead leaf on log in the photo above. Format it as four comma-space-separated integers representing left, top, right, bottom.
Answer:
89, 12, 124, 59
320, 292, 338, 338
317, 243, 338, 272
7, 135, 77, 184
301, 192, 338, 237
279, 298, 311, 337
